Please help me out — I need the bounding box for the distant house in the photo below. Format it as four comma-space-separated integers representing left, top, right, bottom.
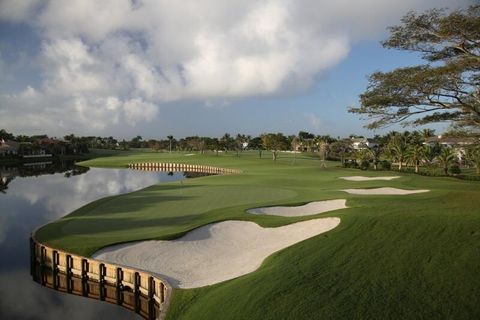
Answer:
0, 139, 19, 156
36, 137, 68, 155
423, 135, 477, 161
423, 135, 476, 147
351, 138, 379, 150
296, 139, 316, 152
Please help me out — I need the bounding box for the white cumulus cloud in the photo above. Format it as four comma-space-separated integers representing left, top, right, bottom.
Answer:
0, 0, 470, 135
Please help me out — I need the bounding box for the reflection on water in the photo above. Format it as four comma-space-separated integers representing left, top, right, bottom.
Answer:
1, 161, 89, 193
0, 163, 185, 319
30, 252, 163, 320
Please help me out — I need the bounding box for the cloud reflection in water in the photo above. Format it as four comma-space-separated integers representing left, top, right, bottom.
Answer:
0, 167, 184, 319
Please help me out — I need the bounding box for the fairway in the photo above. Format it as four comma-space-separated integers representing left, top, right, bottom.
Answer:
35, 150, 480, 319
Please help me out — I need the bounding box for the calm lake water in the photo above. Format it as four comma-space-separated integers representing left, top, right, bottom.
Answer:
0, 162, 185, 319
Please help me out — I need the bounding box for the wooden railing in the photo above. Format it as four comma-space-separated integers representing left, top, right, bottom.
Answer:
128, 162, 242, 174
30, 236, 170, 320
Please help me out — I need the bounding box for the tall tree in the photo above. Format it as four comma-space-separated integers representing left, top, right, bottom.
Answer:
465, 143, 480, 175
367, 145, 383, 170
249, 136, 264, 158
422, 129, 436, 140
386, 134, 408, 170
350, 5, 480, 129
220, 133, 235, 153
355, 147, 373, 169
0, 129, 14, 141
261, 133, 289, 161
329, 139, 353, 165
315, 136, 329, 168
406, 144, 426, 173
424, 145, 440, 174
167, 135, 174, 153
437, 147, 456, 175
234, 134, 246, 157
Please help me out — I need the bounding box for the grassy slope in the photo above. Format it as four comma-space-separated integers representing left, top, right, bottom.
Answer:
35, 150, 480, 319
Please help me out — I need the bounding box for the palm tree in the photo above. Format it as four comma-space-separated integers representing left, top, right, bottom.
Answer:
235, 134, 246, 157
387, 134, 408, 170
167, 135, 174, 153
220, 133, 234, 153
466, 144, 480, 175
422, 129, 435, 141
423, 145, 439, 175
437, 148, 455, 175
290, 135, 300, 164
355, 147, 372, 169
315, 137, 329, 168
406, 144, 426, 173
367, 145, 383, 170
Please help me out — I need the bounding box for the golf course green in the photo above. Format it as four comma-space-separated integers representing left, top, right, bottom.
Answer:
35, 150, 480, 319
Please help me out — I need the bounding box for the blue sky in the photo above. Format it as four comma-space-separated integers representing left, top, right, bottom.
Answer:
158, 40, 431, 138
0, 0, 470, 139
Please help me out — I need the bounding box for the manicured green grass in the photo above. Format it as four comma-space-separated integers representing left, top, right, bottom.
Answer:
35, 150, 480, 319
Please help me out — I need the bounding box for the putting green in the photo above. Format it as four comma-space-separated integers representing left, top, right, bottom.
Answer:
35, 150, 480, 320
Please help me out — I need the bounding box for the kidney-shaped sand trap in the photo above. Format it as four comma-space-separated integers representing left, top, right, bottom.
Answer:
93, 218, 340, 289
247, 199, 347, 217
339, 176, 400, 181
342, 187, 429, 195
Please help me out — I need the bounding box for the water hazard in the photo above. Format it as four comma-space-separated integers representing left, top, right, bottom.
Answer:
0, 162, 187, 319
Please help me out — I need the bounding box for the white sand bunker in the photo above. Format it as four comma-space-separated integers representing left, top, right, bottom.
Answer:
247, 199, 347, 217
339, 176, 400, 181
93, 218, 340, 289
342, 187, 429, 195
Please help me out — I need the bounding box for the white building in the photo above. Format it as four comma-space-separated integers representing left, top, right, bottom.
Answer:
0, 139, 19, 156
351, 138, 379, 150
423, 135, 477, 161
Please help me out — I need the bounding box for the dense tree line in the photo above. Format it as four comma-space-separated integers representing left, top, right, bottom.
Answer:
349, 131, 480, 177
2, 128, 479, 176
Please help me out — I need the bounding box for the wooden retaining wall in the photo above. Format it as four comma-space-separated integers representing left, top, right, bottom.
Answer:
29, 163, 241, 318
128, 162, 242, 175
30, 236, 170, 320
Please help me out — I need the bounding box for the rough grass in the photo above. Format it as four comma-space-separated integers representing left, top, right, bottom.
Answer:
35, 150, 480, 319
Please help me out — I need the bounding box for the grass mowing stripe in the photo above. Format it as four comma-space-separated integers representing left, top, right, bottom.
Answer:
35, 150, 480, 319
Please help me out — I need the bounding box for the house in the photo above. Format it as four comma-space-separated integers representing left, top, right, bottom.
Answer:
423, 135, 476, 148
0, 139, 19, 156
351, 138, 379, 150
297, 138, 317, 152
423, 135, 477, 161
36, 137, 68, 155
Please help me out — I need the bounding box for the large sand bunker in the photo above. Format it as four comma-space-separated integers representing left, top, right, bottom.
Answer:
247, 200, 347, 217
339, 176, 400, 181
342, 187, 429, 195
93, 218, 340, 289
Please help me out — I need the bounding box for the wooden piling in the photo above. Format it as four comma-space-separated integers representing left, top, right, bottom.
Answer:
52, 250, 59, 290
81, 258, 89, 296
116, 267, 123, 305
134, 272, 141, 313
99, 263, 106, 301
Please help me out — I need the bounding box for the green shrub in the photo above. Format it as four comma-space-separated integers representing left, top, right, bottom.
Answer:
449, 165, 461, 175
380, 160, 391, 170
456, 174, 480, 181
360, 160, 370, 170
342, 160, 358, 168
